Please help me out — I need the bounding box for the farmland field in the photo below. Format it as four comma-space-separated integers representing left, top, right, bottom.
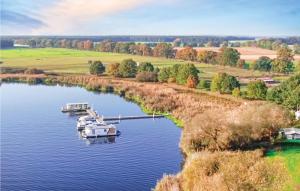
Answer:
183, 47, 300, 61
0, 48, 297, 79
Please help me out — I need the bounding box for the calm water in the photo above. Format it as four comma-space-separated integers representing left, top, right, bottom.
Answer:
1, 83, 182, 191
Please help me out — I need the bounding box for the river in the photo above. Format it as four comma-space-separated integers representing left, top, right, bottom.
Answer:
1, 83, 182, 191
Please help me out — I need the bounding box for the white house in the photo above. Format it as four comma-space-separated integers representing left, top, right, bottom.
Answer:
280, 128, 300, 140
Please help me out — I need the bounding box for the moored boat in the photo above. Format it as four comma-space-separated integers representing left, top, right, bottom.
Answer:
61, 103, 90, 112
81, 123, 120, 138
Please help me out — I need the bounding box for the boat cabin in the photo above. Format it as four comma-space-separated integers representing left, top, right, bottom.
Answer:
61, 103, 90, 112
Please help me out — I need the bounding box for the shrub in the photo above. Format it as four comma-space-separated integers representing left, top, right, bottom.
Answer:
186, 75, 198, 88
24, 68, 44, 74
137, 62, 154, 72
158, 67, 171, 82
246, 80, 268, 100
267, 73, 300, 109
197, 79, 209, 90
180, 103, 291, 153
89, 61, 105, 75
253, 56, 272, 71
232, 88, 241, 97
237, 59, 246, 68
118, 59, 137, 78
176, 64, 199, 85
107, 63, 120, 77
136, 71, 158, 82
210, 73, 240, 94
179, 151, 289, 191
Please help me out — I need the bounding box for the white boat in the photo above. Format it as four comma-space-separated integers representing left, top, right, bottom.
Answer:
77, 115, 98, 130
81, 123, 120, 138
61, 103, 90, 112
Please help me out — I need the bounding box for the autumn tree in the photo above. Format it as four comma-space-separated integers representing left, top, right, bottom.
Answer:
99, 40, 116, 52
197, 50, 218, 64
175, 46, 197, 61
217, 47, 240, 67
107, 63, 120, 77
272, 46, 295, 73
153, 43, 175, 58
186, 75, 198, 88
83, 40, 93, 50
118, 59, 137, 78
236, 59, 245, 69
136, 44, 152, 56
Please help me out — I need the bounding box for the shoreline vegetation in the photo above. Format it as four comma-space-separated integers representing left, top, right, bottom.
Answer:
1, 73, 299, 190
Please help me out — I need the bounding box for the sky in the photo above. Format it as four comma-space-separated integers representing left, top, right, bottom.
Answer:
1, 0, 300, 36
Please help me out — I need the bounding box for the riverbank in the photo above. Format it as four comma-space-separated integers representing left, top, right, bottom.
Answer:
1, 73, 298, 190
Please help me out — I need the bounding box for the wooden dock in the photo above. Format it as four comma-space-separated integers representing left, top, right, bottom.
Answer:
86, 109, 165, 121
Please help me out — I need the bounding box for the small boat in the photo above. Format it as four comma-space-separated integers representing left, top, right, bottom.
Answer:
61, 103, 90, 112
81, 123, 121, 138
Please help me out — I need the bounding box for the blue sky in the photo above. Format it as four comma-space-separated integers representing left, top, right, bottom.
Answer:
1, 0, 300, 36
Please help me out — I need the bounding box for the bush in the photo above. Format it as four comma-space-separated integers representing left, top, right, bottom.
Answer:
180, 103, 291, 153
179, 151, 289, 191
158, 67, 171, 82
267, 73, 300, 109
253, 56, 272, 71
176, 64, 199, 85
237, 59, 245, 68
197, 80, 209, 90
186, 75, 198, 88
232, 87, 241, 97
137, 62, 154, 72
136, 71, 158, 82
89, 61, 105, 75
210, 73, 240, 94
246, 80, 268, 100
24, 68, 44, 74
118, 59, 137, 78
107, 63, 120, 77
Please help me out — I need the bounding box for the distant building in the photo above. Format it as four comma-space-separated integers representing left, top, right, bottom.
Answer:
258, 77, 279, 87
280, 128, 300, 140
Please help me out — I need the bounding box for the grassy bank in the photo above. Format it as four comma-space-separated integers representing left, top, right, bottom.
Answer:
1, 48, 272, 79
267, 143, 300, 190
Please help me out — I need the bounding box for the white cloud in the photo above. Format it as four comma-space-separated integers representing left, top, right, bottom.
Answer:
32, 0, 168, 34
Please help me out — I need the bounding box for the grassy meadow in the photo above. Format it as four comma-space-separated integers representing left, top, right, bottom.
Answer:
1, 48, 271, 79
267, 144, 300, 190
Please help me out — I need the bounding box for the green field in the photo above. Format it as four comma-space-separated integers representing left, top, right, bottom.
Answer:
0, 48, 270, 79
267, 143, 300, 190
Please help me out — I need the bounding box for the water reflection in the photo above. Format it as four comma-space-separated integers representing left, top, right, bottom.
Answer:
78, 131, 117, 145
